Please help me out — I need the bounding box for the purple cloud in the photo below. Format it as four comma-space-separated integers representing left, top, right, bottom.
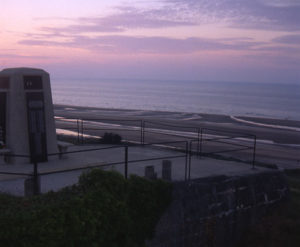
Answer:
0, 53, 58, 59
19, 35, 264, 54
244, 53, 300, 68
19, 39, 68, 47
24, 0, 300, 55
164, 0, 300, 31
254, 45, 300, 54
16, 1, 300, 61
272, 35, 300, 44
36, 7, 196, 35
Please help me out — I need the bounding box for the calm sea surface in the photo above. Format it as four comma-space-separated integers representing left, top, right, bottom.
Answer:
51, 78, 300, 121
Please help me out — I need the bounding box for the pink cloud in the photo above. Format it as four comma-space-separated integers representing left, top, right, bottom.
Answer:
164, 0, 300, 31
35, 7, 196, 35
19, 35, 265, 54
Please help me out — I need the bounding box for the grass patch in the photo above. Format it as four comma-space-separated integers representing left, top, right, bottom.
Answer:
0, 169, 172, 247
236, 171, 300, 247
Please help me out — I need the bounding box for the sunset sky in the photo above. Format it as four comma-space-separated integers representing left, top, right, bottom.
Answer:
1, 0, 300, 84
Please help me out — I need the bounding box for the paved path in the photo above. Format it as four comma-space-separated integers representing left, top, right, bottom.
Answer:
0, 144, 269, 196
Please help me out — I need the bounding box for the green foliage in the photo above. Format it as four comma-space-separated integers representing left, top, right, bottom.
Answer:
0, 169, 172, 247
127, 175, 172, 245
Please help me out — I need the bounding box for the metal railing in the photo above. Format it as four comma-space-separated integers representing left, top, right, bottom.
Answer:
56, 117, 256, 164
0, 140, 189, 195
0, 118, 257, 196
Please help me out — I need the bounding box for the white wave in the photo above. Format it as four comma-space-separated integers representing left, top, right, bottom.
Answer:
56, 129, 100, 139
230, 116, 300, 132
55, 117, 78, 123
84, 120, 123, 128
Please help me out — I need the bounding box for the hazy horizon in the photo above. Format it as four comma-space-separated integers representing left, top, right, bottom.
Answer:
49, 76, 299, 86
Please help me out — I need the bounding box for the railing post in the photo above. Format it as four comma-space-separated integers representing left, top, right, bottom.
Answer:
252, 135, 257, 169
125, 146, 128, 179
189, 141, 192, 181
81, 119, 84, 144
198, 128, 203, 158
77, 119, 80, 144
185, 141, 188, 181
33, 161, 40, 195
197, 128, 200, 155
140, 120, 143, 145
142, 121, 145, 145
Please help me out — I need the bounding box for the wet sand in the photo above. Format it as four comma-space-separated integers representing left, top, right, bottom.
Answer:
54, 104, 300, 169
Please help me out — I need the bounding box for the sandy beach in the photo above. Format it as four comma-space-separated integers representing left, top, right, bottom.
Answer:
54, 104, 300, 169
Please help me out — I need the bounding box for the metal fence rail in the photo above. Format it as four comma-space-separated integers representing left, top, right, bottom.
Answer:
0, 118, 257, 196
56, 117, 258, 172
0, 140, 190, 195
56, 117, 256, 164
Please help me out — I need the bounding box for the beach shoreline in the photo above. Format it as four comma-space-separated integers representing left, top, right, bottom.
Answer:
54, 104, 300, 169
54, 104, 300, 126
54, 104, 300, 144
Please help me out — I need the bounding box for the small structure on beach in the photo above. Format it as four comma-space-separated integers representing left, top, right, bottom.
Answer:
0, 68, 58, 164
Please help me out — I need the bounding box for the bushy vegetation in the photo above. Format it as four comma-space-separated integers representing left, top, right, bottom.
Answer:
236, 170, 300, 247
0, 169, 172, 247
100, 132, 122, 144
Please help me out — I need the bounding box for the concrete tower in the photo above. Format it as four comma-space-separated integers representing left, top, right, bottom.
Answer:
0, 68, 58, 164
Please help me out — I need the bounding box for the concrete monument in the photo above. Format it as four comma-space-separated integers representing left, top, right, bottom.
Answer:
0, 68, 58, 164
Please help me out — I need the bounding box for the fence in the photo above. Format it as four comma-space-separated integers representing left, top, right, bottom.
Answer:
0, 139, 190, 196
56, 117, 256, 163
0, 117, 257, 196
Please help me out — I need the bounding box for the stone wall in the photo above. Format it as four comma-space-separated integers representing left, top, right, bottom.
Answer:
147, 171, 289, 247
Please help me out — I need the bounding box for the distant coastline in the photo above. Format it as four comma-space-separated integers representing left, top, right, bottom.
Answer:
54, 103, 300, 130
54, 104, 300, 144
54, 104, 300, 168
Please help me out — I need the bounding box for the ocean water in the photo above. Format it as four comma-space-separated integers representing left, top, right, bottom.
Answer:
51, 78, 300, 121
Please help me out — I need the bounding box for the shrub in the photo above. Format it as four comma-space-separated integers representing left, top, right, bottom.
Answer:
127, 175, 172, 245
0, 169, 172, 247
100, 132, 122, 144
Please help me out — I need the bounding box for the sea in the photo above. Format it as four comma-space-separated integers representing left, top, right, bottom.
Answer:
51, 78, 300, 121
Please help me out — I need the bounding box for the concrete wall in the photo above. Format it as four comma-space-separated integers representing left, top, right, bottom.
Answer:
147, 171, 289, 247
